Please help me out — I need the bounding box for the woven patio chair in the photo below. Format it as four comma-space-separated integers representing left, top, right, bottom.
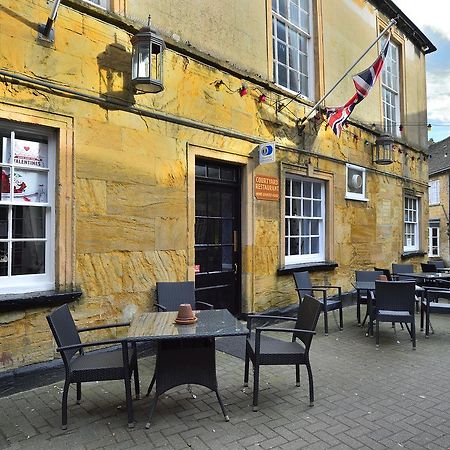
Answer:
244, 294, 321, 411
421, 263, 437, 273
46, 304, 139, 429
374, 280, 416, 349
420, 286, 450, 335
355, 270, 384, 325
293, 271, 343, 335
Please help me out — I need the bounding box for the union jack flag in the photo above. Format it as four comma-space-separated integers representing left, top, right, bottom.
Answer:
326, 35, 391, 137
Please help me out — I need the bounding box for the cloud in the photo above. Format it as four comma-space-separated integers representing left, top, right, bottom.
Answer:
427, 69, 450, 122
394, 0, 450, 41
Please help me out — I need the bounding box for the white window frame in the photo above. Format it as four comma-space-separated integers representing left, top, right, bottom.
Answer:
82, 0, 109, 10
345, 164, 368, 201
272, 0, 314, 99
0, 123, 55, 294
429, 179, 440, 205
428, 223, 440, 257
285, 175, 325, 265
404, 196, 419, 252
382, 39, 400, 137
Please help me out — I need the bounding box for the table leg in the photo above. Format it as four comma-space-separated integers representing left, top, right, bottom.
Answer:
145, 338, 229, 428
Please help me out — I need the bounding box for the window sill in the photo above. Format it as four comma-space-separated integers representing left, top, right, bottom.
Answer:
277, 261, 338, 275
0, 290, 82, 312
345, 195, 369, 202
401, 251, 427, 260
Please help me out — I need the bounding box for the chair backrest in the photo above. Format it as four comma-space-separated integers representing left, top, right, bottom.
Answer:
429, 260, 445, 269
373, 267, 392, 281
293, 271, 313, 298
356, 270, 384, 282
156, 281, 196, 311
392, 263, 414, 275
46, 304, 82, 364
375, 280, 416, 313
294, 294, 322, 349
421, 263, 436, 273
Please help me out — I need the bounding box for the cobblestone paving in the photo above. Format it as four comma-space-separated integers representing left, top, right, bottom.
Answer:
1, 306, 450, 449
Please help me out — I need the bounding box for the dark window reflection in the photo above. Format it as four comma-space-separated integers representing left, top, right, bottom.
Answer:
0, 206, 7, 239
12, 241, 45, 275
13, 206, 45, 239
0, 242, 7, 276
208, 246, 222, 272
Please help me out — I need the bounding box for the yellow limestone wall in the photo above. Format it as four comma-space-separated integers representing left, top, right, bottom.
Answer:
0, 0, 429, 371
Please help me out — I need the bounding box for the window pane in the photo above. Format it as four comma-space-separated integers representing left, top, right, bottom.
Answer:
313, 200, 321, 217
290, 219, 300, 235
208, 246, 222, 272
301, 237, 310, 254
290, 237, 299, 255
195, 163, 206, 177
222, 246, 233, 271
222, 219, 232, 244
285, 198, 291, 215
12, 241, 45, 275
0, 242, 7, 276
13, 170, 48, 203
12, 206, 45, 239
301, 219, 309, 235
221, 192, 232, 217
303, 199, 311, 216
207, 165, 220, 179
195, 218, 207, 244
195, 189, 207, 216
311, 237, 319, 253
292, 180, 301, 197
0, 206, 7, 238
1, 167, 11, 201
292, 198, 301, 216
278, 64, 287, 86
303, 181, 312, 198
208, 191, 220, 216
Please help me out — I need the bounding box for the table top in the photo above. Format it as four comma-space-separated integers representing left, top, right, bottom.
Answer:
396, 272, 450, 280
128, 309, 248, 341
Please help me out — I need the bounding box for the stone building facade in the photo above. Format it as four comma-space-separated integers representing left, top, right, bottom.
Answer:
428, 137, 450, 263
0, 0, 434, 372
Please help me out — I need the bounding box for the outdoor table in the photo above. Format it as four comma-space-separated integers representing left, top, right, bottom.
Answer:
128, 309, 248, 428
436, 267, 450, 273
352, 281, 375, 335
396, 272, 450, 282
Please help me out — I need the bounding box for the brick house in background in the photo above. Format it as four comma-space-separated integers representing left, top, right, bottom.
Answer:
428, 137, 450, 263
0, 0, 435, 374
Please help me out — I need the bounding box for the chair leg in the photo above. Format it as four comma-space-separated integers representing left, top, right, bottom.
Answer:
243, 349, 250, 387
306, 362, 314, 406
124, 372, 135, 428
252, 363, 260, 412
411, 321, 416, 349
215, 390, 230, 422
357, 298, 361, 325
133, 363, 140, 400
376, 319, 380, 348
76, 382, 81, 405
296, 364, 300, 387
339, 305, 343, 331
323, 309, 329, 336
146, 373, 156, 397
420, 304, 424, 331
61, 380, 70, 430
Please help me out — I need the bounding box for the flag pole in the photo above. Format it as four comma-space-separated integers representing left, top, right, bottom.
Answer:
297, 18, 397, 126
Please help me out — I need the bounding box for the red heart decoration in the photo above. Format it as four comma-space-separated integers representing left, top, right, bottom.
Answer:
24, 146, 30, 151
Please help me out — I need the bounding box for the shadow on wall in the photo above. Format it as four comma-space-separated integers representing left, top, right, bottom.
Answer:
97, 38, 135, 106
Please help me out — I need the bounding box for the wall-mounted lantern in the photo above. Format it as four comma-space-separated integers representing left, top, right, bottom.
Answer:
131, 19, 165, 93
374, 134, 395, 165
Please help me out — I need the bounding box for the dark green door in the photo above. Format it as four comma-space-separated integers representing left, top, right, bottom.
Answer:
194, 159, 241, 315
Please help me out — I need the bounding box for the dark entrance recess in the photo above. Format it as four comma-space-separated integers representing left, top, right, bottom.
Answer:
195, 159, 241, 315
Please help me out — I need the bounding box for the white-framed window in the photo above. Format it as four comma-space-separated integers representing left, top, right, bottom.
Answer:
0, 123, 55, 294
382, 39, 400, 136
429, 179, 440, 205
428, 220, 440, 257
404, 196, 419, 252
285, 175, 325, 264
272, 0, 313, 98
83, 0, 110, 9
345, 164, 367, 201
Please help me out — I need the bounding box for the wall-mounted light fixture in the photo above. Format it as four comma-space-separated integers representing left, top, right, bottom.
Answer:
374, 134, 395, 165
131, 17, 165, 93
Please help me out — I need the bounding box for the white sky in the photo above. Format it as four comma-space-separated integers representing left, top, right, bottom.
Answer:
394, 0, 450, 141
394, 0, 450, 40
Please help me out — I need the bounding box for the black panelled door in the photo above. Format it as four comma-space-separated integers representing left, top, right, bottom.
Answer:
195, 160, 240, 315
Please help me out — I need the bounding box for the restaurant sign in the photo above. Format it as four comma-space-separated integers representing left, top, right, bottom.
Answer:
255, 175, 279, 201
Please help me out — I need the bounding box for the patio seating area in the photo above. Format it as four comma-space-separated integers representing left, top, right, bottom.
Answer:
1, 304, 450, 449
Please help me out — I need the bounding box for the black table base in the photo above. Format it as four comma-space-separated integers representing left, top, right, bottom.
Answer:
145, 338, 229, 428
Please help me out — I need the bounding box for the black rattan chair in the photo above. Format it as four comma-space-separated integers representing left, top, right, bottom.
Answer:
392, 263, 414, 278
154, 281, 213, 312
46, 304, 139, 429
429, 260, 445, 269
421, 263, 437, 273
420, 287, 450, 336
374, 280, 416, 349
355, 270, 384, 325
244, 294, 322, 411
293, 271, 343, 335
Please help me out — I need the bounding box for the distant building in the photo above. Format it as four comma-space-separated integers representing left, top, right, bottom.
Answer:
428, 137, 450, 263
